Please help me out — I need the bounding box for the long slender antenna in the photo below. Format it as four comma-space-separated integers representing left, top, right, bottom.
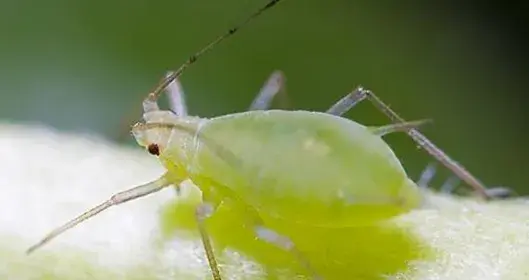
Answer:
147, 0, 285, 102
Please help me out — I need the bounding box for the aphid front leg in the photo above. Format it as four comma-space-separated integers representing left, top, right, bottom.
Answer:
26, 174, 175, 254
195, 202, 223, 280
248, 70, 287, 111
165, 72, 188, 117
326, 86, 491, 200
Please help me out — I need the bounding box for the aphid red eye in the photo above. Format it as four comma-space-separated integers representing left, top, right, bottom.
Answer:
147, 143, 160, 156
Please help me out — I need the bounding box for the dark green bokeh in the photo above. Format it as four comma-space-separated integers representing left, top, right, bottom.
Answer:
0, 0, 527, 193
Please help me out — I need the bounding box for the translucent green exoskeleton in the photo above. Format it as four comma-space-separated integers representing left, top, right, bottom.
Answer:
26, 0, 504, 279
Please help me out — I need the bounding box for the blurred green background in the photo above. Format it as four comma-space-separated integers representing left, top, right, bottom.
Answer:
0, 0, 527, 193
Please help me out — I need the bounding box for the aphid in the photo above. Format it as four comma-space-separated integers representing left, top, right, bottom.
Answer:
26, 0, 499, 279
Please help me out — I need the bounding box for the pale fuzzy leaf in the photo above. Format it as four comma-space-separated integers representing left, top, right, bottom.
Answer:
0, 123, 528, 280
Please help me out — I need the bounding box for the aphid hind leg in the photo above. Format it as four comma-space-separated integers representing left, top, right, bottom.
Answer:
326, 87, 491, 200
26, 174, 174, 254
249, 70, 287, 111
195, 202, 223, 280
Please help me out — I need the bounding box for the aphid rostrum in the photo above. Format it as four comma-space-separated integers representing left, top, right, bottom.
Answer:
26, 0, 500, 279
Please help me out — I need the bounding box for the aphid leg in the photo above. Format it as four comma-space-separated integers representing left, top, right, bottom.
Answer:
195, 202, 223, 280
254, 226, 322, 280
26, 174, 174, 254
248, 70, 286, 111
370, 119, 431, 137
484, 187, 514, 199
416, 162, 438, 188
440, 176, 461, 194
165, 72, 188, 117
326, 87, 491, 200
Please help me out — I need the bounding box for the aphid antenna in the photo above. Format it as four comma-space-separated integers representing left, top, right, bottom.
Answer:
145, 0, 286, 105
114, 0, 286, 140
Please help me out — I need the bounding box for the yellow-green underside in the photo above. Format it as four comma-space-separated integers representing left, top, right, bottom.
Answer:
159, 186, 435, 280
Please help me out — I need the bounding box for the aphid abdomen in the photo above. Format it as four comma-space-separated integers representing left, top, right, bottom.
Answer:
190, 110, 422, 227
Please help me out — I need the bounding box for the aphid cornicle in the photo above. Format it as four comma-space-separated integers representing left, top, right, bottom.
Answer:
27, 0, 499, 279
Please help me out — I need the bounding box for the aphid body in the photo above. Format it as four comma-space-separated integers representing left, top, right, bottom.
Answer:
134, 109, 422, 228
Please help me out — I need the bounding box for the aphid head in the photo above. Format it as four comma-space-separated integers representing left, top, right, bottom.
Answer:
131, 109, 178, 157
131, 96, 202, 158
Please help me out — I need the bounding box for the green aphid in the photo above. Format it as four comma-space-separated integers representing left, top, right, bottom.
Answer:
26, 0, 498, 279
